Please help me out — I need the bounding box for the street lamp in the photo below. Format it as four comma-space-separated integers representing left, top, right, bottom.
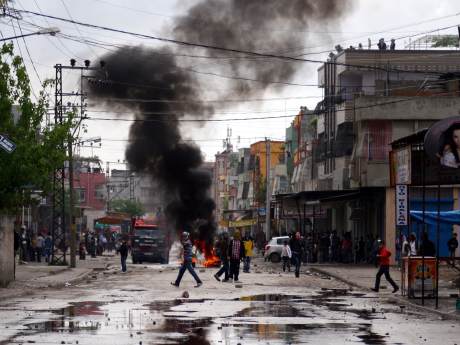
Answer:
0, 27, 60, 42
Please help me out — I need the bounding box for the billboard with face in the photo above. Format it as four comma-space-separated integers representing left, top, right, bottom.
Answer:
424, 116, 460, 169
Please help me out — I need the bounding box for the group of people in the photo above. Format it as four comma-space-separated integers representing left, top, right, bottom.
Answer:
170, 230, 254, 288
14, 226, 53, 263
80, 231, 120, 259
279, 231, 373, 265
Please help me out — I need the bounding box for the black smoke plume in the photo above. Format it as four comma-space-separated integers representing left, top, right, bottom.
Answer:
87, 0, 351, 246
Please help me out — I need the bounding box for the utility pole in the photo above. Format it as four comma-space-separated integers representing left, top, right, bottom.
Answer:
52, 59, 105, 267
68, 133, 76, 268
265, 138, 271, 241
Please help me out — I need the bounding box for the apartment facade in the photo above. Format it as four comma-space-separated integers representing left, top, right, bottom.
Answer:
309, 49, 460, 258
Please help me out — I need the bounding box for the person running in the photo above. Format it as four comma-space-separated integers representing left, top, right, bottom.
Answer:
281, 241, 292, 272
242, 233, 254, 273
371, 240, 399, 293
228, 231, 245, 282
289, 231, 303, 278
214, 232, 230, 282
171, 232, 202, 288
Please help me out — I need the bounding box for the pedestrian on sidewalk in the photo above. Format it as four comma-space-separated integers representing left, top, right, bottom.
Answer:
117, 239, 128, 273
214, 232, 230, 282
447, 233, 458, 266
419, 232, 436, 257
36, 234, 44, 263
242, 233, 254, 273
281, 241, 291, 272
171, 232, 202, 288
30, 235, 37, 262
371, 240, 399, 293
44, 233, 52, 263
289, 231, 304, 278
228, 231, 245, 282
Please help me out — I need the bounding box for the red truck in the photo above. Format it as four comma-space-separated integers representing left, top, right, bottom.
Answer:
130, 218, 170, 264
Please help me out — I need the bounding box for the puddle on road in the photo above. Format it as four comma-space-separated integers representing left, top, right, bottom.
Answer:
2, 289, 449, 345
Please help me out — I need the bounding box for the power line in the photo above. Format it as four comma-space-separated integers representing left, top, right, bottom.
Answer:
59, 0, 99, 59
28, 0, 84, 60
11, 8, 454, 76
81, 91, 460, 123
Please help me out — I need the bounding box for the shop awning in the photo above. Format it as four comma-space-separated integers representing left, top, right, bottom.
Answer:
410, 210, 460, 225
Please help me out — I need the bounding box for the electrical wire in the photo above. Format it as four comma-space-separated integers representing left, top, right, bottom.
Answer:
81, 90, 460, 123
59, 0, 99, 59
11, 8, 455, 76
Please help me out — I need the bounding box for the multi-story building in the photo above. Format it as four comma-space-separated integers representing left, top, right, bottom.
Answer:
107, 170, 162, 215
305, 47, 460, 258
71, 157, 106, 231
213, 149, 239, 225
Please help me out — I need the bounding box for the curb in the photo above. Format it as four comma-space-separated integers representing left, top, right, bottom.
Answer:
309, 266, 460, 321
0, 267, 97, 302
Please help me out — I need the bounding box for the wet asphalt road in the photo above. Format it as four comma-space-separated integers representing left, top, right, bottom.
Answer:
0, 259, 458, 345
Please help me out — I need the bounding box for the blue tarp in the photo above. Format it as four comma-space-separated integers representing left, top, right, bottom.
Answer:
410, 210, 460, 225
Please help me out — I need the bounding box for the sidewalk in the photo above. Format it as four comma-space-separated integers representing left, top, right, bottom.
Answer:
309, 263, 460, 320
0, 254, 118, 301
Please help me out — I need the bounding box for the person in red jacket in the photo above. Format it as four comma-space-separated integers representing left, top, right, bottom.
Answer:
371, 240, 399, 293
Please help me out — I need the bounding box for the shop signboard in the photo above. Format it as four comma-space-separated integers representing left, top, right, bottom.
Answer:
395, 184, 408, 226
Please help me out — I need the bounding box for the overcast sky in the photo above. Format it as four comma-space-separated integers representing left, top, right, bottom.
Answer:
3, 0, 460, 167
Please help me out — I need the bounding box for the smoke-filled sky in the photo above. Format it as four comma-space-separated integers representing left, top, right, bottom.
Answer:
4, 0, 460, 166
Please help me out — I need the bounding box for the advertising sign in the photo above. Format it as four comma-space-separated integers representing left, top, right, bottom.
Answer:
404, 257, 437, 298
228, 219, 257, 227
425, 116, 460, 169
395, 184, 408, 226
0, 134, 16, 153
395, 147, 411, 184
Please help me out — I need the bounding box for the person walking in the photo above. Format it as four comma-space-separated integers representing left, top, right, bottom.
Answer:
289, 231, 303, 278
242, 233, 254, 273
371, 240, 399, 293
117, 239, 129, 273
214, 232, 230, 282
447, 233, 458, 266
171, 232, 202, 288
228, 231, 245, 282
281, 241, 292, 272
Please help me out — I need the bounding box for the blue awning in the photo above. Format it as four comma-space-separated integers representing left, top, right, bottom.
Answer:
410, 210, 460, 225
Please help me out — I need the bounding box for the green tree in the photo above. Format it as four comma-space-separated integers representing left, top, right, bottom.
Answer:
110, 199, 145, 217
0, 43, 72, 213
432, 36, 459, 48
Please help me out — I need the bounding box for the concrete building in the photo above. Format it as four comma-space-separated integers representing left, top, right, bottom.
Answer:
72, 157, 106, 231
107, 170, 162, 215
304, 48, 460, 260
213, 149, 239, 226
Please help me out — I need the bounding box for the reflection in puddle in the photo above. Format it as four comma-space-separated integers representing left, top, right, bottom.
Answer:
13, 290, 399, 345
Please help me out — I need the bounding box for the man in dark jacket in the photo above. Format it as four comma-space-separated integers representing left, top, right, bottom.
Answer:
447, 233, 458, 266
172, 232, 202, 288
289, 231, 304, 278
228, 231, 245, 282
117, 239, 128, 272
419, 232, 436, 257
214, 232, 230, 282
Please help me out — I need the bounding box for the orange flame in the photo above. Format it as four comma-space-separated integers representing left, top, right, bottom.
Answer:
194, 240, 221, 268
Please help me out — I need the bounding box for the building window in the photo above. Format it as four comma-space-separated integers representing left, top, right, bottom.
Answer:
75, 188, 86, 203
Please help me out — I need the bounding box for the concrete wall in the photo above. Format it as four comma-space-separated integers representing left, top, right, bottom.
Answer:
0, 215, 14, 287
355, 96, 460, 121
385, 187, 396, 265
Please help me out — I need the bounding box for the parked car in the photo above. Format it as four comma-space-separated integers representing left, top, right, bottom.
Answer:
264, 236, 290, 263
